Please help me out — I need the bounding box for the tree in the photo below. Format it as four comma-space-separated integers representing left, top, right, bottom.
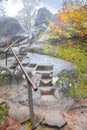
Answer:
0, 0, 8, 17
62, 0, 87, 9
17, 0, 41, 38
48, 2, 87, 42
79, 0, 87, 5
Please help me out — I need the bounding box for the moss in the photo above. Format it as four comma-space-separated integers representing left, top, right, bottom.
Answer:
25, 121, 32, 129
0, 102, 7, 123
0, 74, 12, 87
70, 81, 87, 99
53, 42, 87, 99
57, 46, 87, 76
57, 74, 87, 99
41, 126, 46, 130
43, 49, 49, 55
56, 80, 60, 87
0, 68, 7, 87
25, 114, 41, 129
0, 75, 5, 87
56, 71, 77, 97
29, 48, 44, 54
42, 40, 87, 98
0, 67, 14, 87
43, 43, 58, 57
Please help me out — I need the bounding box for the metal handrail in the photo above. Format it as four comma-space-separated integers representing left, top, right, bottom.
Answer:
4, 36, 28, 53
10, 46, 37, 91
4, 37, 28, 66
4, 38, 37, 91
4, 39, 37, 129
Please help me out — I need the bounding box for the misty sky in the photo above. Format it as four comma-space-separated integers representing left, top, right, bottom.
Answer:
42, 0, 63, 9
6, 0, 63, 16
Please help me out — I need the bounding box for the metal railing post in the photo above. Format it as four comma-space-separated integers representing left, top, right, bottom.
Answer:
5, 51, 8, 66
4, 43, 37, 129
27, 80, 35, 129
9, 47, 37, 129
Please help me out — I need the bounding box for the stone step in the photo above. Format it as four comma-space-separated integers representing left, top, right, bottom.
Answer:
41, 79, 52, 84
18, 56, 23, 61
22, 62, 29, 66
40, 86, 55, 95
36, 65, 53, 71
28, 63, 37, 68
36, 70, 53, 75
39, 79, 52, 86
40, 95, 58, 106
41, 72, 53, 79
9, 65, 18, 69
42, 111, 67, 128
13, 62, 18, 66
19, 51, 26, 54
21, 60, 30, 66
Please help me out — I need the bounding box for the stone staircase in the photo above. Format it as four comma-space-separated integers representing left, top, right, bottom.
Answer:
37, 65, 53, 87
10, 54, 58, 107
0, 39, 78, 128
7, 46, 67, 128
33, 65, 58, 107
9, 41, 29, 70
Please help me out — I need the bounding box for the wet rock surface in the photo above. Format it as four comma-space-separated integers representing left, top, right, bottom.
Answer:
25, 52, 77, 77
0, 42, 85, 130
64, 99, 87, 130
0, 17, 24, 47
1, 84, 87, 130
42, 111, 67, 128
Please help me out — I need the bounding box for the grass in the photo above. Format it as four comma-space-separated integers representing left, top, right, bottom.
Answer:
58, 46, 87, 77
43, 39, 87, 99
25, 121, 32, 129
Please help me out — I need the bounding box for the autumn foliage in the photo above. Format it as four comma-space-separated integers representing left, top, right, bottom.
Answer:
49, 3, 87, 42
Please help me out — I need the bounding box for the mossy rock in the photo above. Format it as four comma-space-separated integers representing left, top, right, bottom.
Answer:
0, 67, 15, 87
13, 69, 24, 82
56, 70, 87, 99
56, 70, 78, 98
46, 38, 60, 45
29, 47, 44, 54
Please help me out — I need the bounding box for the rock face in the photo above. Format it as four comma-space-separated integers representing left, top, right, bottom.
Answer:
35, 7, 53, 26
0, 40, 80, 129
25, 52, 77, 77
0, 68, 23, 87
0, 17, 24, 47
42, 111, 67, 128
35, 7, 55, 34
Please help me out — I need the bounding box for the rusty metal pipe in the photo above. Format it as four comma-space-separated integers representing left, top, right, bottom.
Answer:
4, 38, 20, 53
10, 46, 37, 91
4, 37, 28, 53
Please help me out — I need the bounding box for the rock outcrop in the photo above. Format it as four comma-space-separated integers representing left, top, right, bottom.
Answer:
0, 17, 24, 47
35, 7, 56, 35
35, 7, 53, 27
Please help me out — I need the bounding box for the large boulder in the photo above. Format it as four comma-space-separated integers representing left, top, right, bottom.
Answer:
35, 7, 53, 27
35, 7, 56, 35
0, 17, 24, 47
